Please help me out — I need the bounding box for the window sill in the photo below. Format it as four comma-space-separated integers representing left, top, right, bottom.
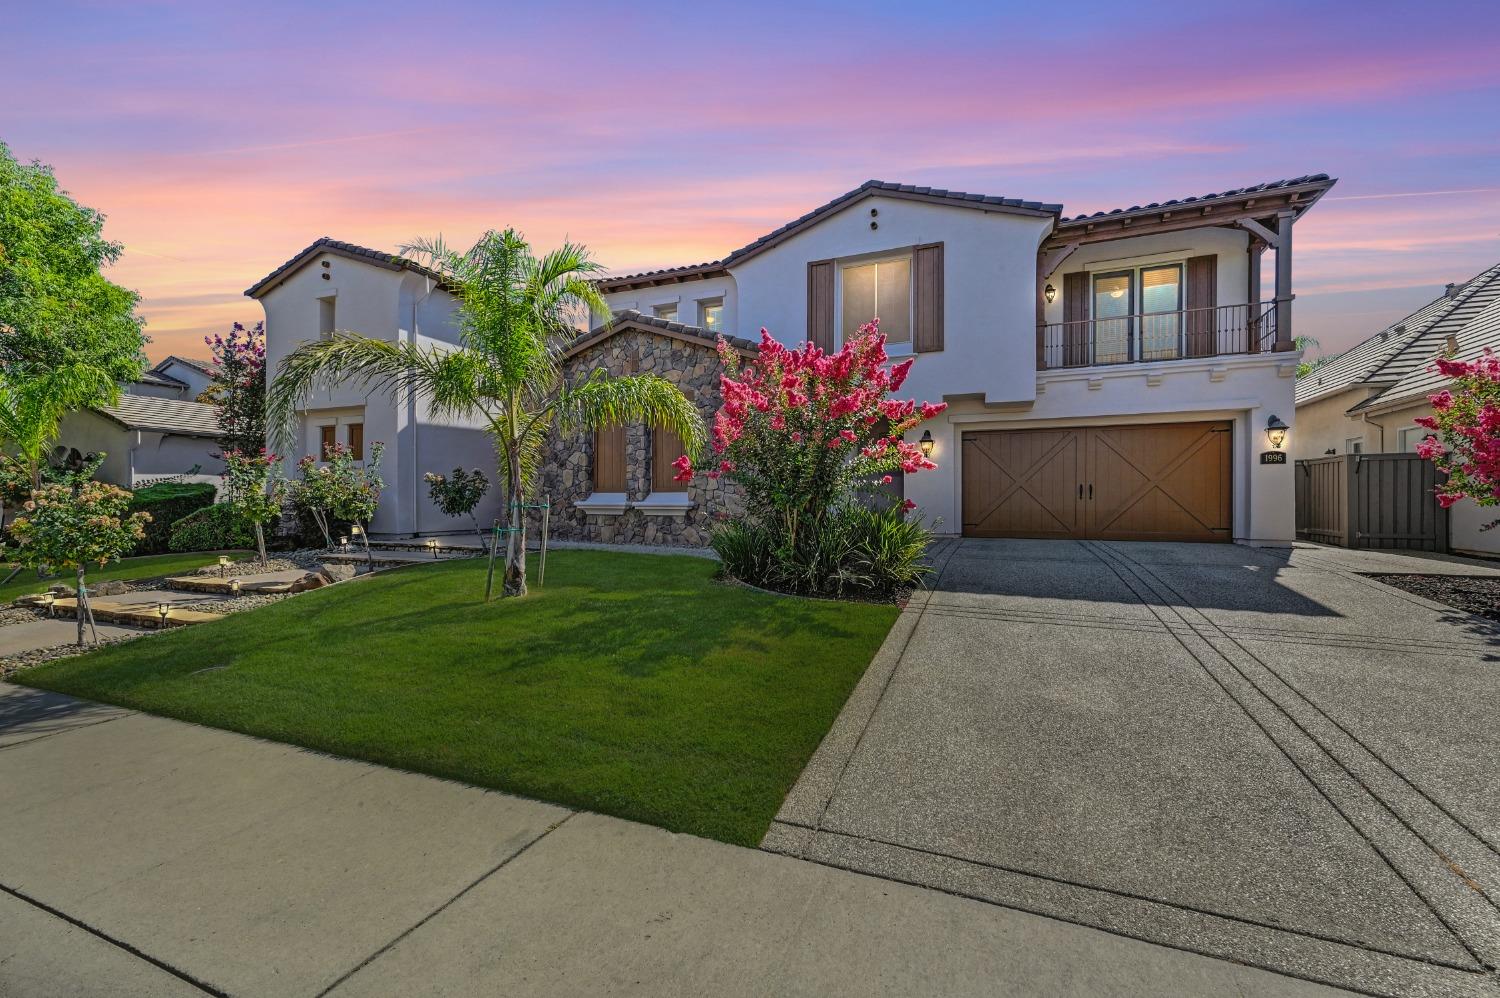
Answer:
576, 493, 629, 516
635, 493, 695, 516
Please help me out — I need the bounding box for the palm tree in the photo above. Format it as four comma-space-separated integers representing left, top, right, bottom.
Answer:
268, 229, 705, 597
0, 362, 117, 490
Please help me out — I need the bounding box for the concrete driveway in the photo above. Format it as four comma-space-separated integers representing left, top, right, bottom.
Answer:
767, 539, 1500, 998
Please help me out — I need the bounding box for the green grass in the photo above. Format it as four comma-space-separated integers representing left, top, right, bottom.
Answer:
0, 550, 253, 604
18, 550, 898, 846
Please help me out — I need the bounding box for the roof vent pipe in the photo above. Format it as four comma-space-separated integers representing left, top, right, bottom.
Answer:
1446, 283, 1459, 297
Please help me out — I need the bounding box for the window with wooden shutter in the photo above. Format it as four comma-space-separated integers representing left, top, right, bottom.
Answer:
1062, 271, 1090, 366
807, 260, 835, 351
651, 428, 688, 492
593, 424, 626, 492
318, 424, 336, 460
347, 422, 364, 461
1185, 254, 1218, 357
913, 242, 944, 352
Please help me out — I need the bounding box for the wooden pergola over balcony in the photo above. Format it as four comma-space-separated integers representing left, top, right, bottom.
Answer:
1035, 174, 1337, 369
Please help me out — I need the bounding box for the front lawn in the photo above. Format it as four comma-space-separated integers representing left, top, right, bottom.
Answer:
18, 550, 898, 845
0, 550, 253, 604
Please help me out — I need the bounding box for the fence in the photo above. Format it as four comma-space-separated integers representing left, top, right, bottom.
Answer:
1294, 453, 1448, 551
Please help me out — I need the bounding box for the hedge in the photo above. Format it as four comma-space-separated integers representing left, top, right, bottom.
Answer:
169, 503, 256, 553
129, 482, 219, 554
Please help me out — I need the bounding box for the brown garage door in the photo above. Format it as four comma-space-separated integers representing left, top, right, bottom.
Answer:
962, 422, 1232, 542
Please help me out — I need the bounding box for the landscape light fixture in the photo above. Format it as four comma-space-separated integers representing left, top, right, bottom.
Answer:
229, 579, 241, 595
1266, 415, 1289, 450
157, 603, 171, 627
919, 430, 935, 457
351, 525, 363, 537
218, 555, 231, 577
426, 538, 440, 559
41, 592, 55, 617
339, 535, 350, 551
1044, 283, 1057, 304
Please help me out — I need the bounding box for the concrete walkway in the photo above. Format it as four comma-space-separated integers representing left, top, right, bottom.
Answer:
767, 539, 1500, 998
0, 684, 1341, 998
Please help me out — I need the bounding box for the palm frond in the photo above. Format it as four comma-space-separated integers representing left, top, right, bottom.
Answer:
548, 371, 707, 458
266, 333, 489, 453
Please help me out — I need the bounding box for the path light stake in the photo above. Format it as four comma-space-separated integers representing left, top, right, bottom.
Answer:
157, 603, 171, 629
352, 523, 373, 568
339, 535, 349, 553
218, 555, 231, 578
427, 537, 440, 560
229, 579, 241, 596
41, 591, 55, 618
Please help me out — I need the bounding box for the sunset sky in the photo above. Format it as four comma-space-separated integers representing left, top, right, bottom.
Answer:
5, 0, 1499, 363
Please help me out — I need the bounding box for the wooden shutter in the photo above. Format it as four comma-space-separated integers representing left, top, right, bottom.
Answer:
1062, 271, 1090, 367
318, 424, 336, 459
1185, 254, 1218, 357
347, 422, 364, 461
913, 242, 944, 352
593, 425, 626, 492
807, 260, 835, 351
651, 428, 687, 492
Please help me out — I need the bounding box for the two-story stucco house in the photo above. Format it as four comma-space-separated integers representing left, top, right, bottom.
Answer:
249, 173, 1333, 546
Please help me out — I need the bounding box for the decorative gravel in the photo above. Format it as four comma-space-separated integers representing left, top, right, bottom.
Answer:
1365, 573, 1500, 622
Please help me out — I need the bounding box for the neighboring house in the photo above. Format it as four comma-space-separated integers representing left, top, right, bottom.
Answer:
124, 356, 218, 401
1293, 262, 1500, 555
250, 174, 1334, 545
59, 394, 225, 489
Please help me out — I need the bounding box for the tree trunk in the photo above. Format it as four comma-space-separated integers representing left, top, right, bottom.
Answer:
75, 566, 86, 647
254, 521, 268, 569
312, 508, 333, 548
360, 520, 374, 568
470, 513, 488, 554
503, 450, 527, 597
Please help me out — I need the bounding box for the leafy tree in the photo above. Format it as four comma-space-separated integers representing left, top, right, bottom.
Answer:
1414, 349, 1500, 528
9, 463, 149, 646
425, 467, 490, 550
268, 229, 703, 597
221, 449, 285, 568
1294, 334, 1326, 379
200, 321, 266, 453
0, 141, 146, 390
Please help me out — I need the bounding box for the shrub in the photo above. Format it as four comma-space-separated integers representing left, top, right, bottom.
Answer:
424, 467, 490, 549
1415, 348, 1500, 528
128, 481, 217, 554
681, 321, 946, 598
169, 503, 255, 552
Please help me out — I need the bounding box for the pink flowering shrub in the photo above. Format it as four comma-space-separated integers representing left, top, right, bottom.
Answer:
681, 321, 947, 596
1414, 348, 1500, 527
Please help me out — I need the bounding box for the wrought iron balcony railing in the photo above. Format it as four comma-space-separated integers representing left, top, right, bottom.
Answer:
1038, 300, 1280, 370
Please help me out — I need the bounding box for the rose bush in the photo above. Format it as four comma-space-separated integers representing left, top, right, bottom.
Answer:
677, 321, 947, 597
1414, 348, 1500, 528
424, 467, 490, 550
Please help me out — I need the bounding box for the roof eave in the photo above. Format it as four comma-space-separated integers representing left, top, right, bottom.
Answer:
244, 239, 448, 299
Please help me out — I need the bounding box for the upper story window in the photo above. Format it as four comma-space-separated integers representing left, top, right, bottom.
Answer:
652, 302, 678, 322
698, 298, 724, 332
318, 296, 336, 339
841, 257, 910, 346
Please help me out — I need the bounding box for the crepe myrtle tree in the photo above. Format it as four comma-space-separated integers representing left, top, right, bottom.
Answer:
1415, 348, 1500, 528
269, 229, 703, 597
8, 462, 149, 646
200, 320, 267, 454
221, 449, 286, 569
425, 467, 490, 551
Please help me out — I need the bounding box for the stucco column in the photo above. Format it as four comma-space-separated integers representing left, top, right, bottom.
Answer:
1273, 211, 1294, 351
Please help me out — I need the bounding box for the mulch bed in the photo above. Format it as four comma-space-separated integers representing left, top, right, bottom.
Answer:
1364, 574, 1500, 622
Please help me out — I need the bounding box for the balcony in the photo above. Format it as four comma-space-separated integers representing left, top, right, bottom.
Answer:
1037, 300, 1281, 370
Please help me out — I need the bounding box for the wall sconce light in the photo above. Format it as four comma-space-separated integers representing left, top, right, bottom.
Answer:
1044, 283, 1057, 304
157, 603, 171, 628
426, 538, 440, 559
1266, 415, 1289, 450
919, 430, 935, 457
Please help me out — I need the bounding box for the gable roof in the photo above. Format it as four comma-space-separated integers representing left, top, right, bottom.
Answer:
134, 368, 188, 389
244, 237, 446, 298
156, 355, 216, 379
599, 180, 1062, 292
92, 394, 224, 437
1294, 262, 1500, 409
1056, 174, 1334, 225
564, 309, 758, 360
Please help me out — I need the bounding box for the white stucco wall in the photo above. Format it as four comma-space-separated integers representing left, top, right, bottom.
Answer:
57, 409, 224, 489
605, 275, 738, 333
903, 352, 1300, 545
155, 359, 214, 400
258, 253, 503, 536
725, 196, 1052, 407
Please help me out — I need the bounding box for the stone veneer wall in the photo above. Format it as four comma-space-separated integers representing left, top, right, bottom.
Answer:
538, 328, 742, 547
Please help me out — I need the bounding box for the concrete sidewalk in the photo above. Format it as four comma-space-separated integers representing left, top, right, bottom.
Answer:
0, 683, 1342, 997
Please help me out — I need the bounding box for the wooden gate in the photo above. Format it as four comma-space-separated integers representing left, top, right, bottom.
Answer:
1295, 453, 1449, 551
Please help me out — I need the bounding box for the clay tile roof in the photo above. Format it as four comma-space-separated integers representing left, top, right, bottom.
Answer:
1058, 174, 1334, 224
245, 237, 446, 298
158, 355, 217, 378
565, 309, 758, 359
135, 368, 187, 389
93, 394, 224, 437
599, 180, 1061, 291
